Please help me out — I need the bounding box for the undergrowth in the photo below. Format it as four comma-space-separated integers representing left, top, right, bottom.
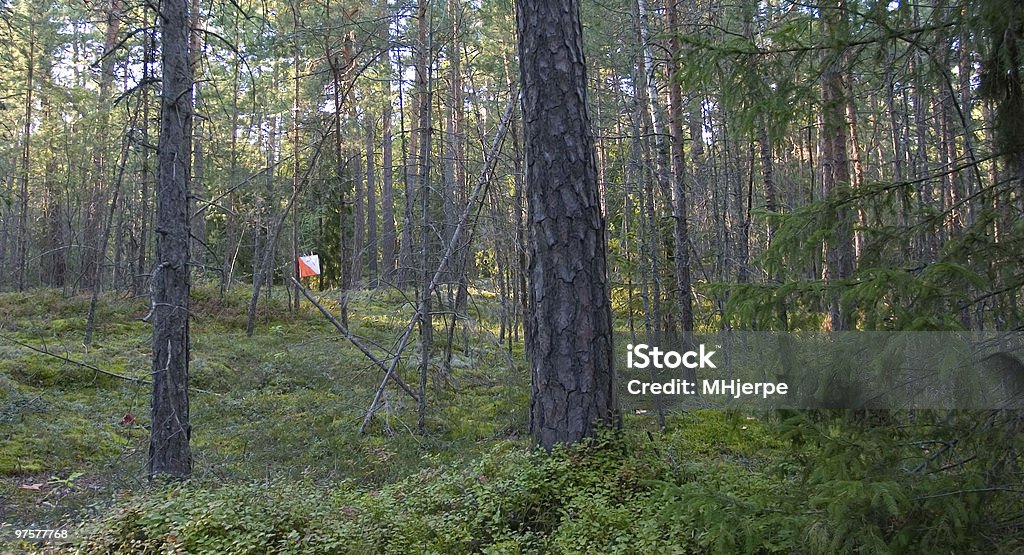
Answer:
2, 285, 1022, 553
75, 414, 1023, 554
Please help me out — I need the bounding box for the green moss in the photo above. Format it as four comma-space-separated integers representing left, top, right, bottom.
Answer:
3, 285, 1021, 553
49, 318, 82, 334
4, 355, 61, 387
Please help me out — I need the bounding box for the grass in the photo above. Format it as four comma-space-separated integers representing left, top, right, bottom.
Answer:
1, 282, 1022, 553
0, 282, 527, 529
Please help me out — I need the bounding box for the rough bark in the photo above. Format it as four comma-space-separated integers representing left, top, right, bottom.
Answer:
516, 0, 619, 450
149, 0, 193, 479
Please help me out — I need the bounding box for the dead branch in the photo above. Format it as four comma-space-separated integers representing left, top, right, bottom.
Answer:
358, 92, 518, 433
290, 277, 419, 402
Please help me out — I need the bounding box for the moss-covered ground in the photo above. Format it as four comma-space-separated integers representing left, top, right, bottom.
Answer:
1, 284, 1022, 553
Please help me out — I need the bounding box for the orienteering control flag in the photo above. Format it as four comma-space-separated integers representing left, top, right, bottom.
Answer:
298, 254, 321, 278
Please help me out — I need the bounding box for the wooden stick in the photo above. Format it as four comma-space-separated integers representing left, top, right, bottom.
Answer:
290, 277, 419, 402
358, 93, 519, 433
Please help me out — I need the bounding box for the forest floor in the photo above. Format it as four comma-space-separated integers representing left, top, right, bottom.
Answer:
0, 283, 529, 521
1, 284, 1022, 553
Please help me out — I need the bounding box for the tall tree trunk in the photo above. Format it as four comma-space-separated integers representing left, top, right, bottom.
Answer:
846, 86, 866, 260
150, 0, 193, 480
221, 23, 240, 294
16, 21, 35, 291
42, 151, 65, 287
352, 143, 365, 285
517, 0, 619, 450
189, 0, 206, 276
291, 17, 302, 310
0, 176, 10, 289
819, 0, 856, 331
41, 93, 64, 287
381, 91, 397, 281
366, 117, 379, 282
911, 2, 937, 262
86, 113, 134, 345
397, 53, 417, 290
666, 0, 695, 335
329, 28, 354, 324
501, 45, 527, 344
415, 0, 433, 431
134, 29, 155, 295
84, 0, 127, 343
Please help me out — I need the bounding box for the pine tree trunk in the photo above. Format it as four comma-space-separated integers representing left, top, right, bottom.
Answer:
397, 54, 417, 291
17, 24, 35, 291
366, 118, 379, 282
135, 29, 154, 296
819, 0, 856, 331
353, 144, 365, 285
291, 24, 301, 310
221, 31, 240, 294
149, 0, 193, 480
381, 92, 397, 281
415, 0, 433, 432
666, 0, 695, 335
189, 0, 206, 276
517, 0, 619, 450
329, 29, 353, 324
42, 152, 65, 288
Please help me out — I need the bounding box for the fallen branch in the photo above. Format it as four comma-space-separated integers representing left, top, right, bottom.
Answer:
358, 92, 518, 433
290, 277, 419, 402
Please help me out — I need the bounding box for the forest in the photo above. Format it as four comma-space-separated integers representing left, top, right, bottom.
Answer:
1, 0, 1023, 552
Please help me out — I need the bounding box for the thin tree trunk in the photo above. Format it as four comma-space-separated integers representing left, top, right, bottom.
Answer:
85, 116, 134, 345
397, 76, 417, 291
42, 148, 65, 287
846, 86, 866, 260
221, 23, 240, 294
415, 0, 433, 432
0, 175, 11, 289
666, 0, 695, 336
291, 20, 302, 310
16, 23, 35, 291
245, 128, 326, 337
381, 92, 397, 281
189, 0, 206, 276
329, 28, 354, 324
245, 114, 278, 336
819, 0, 856, 331
136, 29, 154, 296
366, 117, 378, 282
353, 143, 365, 285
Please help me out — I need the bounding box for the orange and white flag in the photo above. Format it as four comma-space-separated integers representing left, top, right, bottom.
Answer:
298, 254, 321, 278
